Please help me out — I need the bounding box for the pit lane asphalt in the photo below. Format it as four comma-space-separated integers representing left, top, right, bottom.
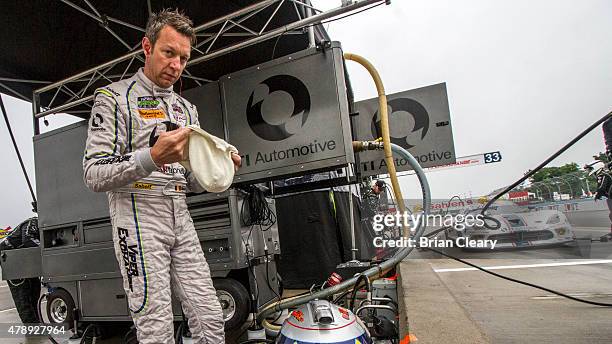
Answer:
0, 226, 609, 343
400, 226, 612, 344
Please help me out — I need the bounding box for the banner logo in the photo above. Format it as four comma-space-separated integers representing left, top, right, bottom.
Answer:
246, 75, 311, 141
371, 98, 430, 149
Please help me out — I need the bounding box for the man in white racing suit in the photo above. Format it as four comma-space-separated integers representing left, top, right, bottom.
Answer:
83, 9, 240, 344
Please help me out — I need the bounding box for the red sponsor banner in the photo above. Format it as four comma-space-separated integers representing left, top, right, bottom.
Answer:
509, 191, 529, 199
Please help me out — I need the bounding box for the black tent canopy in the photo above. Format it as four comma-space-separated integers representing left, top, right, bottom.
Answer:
0, 0, 390, 134
1, 0, 329, 100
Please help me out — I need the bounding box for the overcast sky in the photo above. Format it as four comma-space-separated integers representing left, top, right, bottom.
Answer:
312, 0, 611, 199
1, 0, 611, 227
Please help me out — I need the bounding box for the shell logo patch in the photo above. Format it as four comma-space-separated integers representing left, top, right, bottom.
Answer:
139, 109, 166, 119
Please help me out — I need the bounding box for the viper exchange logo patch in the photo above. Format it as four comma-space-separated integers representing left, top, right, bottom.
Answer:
246, 75, 311, 141
117, 227, 139, 292
371, 98, 430, 149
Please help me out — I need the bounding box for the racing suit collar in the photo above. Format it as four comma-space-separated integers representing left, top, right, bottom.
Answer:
136, 68, 174, 98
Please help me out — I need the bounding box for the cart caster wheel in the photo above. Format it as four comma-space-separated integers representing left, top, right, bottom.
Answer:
213, 278, 250, 331
46, 289, 75, 328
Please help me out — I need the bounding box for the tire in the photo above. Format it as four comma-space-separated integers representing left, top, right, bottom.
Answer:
213, 278, 250, 331
46, 289, 75, 328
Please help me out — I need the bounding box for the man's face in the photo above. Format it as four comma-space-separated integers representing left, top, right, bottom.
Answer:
142, 25, 191, 88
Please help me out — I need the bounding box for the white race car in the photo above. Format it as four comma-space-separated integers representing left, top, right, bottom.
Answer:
445, 202, 575, 249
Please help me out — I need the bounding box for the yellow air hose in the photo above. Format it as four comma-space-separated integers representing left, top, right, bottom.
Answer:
259, 53, 422, 333
343, 53, 407, 222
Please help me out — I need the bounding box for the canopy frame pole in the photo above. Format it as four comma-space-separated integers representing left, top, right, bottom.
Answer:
33, 0, 384, 125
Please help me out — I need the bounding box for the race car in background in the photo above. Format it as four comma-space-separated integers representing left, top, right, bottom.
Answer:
445, 201, 576, 249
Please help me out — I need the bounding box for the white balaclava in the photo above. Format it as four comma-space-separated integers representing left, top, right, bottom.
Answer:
181, 125, 238, 193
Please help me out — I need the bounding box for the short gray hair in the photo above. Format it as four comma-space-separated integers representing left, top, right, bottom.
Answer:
145, 9, 196, 46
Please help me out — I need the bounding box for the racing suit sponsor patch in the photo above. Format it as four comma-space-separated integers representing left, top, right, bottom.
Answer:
134, 182, 154, 190
158, 164, 186, 175
172, 104, 187, 125
93, 155, 132, 165
172, 103, 184, 114
117, 227, 139, 292
104, 86, 120, 97
174, 113, 186, 125
90, 113, 106, 132
137, 96, 160, 109
138, 109, 166, 119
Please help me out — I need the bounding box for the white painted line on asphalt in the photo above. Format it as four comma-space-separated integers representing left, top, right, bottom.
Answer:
0, 307, 16, 313
434, 260, 612, 273
532, 293, 612, 300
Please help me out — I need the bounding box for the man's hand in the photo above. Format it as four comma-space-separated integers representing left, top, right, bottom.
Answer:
231, 152, 242, 171
150, 127, 191, 166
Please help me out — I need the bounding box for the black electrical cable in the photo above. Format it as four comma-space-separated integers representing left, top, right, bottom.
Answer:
0, 94, 37, 210
264, 248, 283, 324
36, 291, 60, 344
271, 28, 287, 60
122, 326, 137, 344
79, 323, 95, 344
424, 226, 452, 238
174, 321, 184, 344
423, 195, 478, 238
241, 186, 276, 230
418, 111, 612, 309
240, 186, 280, 328
246, 244, 259, 327
36, 292, 45, 324
437, 110, 612, 307
426, 247, 612, 307
239, 339, 275, 344
482, 110, 612, 217
241, 185, 317, 324
385, 183, 401, 214
441, 195, 463, 217
349, 274, 371, 312
332, 288, 353, 306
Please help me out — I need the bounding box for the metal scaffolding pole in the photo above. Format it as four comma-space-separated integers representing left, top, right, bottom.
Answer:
304, 0, 316, 48
35, 0, 281, 96
33, 0, 385, 123
188, 0, 383, 67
